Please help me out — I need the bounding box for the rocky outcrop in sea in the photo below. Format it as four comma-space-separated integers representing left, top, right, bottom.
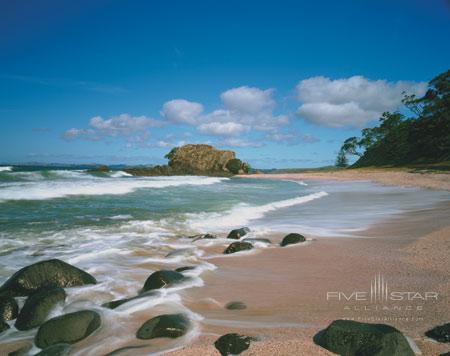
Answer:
124, 144, 250, 176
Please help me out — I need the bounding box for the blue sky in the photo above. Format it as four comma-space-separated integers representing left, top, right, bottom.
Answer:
1, 0, 449, 168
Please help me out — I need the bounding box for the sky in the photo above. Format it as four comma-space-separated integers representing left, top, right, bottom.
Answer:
1, 0, 449, 168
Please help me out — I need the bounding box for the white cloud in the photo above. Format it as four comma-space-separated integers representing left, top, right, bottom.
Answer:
89, 114, 161, 135
296, 75, 427, 127
161, 99, 204, 124
63, 113, 162, 142
298, 102, 378, 127
63, 128, 96, 140
251, 113, 289, 131
155, 139, 187, 148
218, 138, 264, 148
200, 109, 235, 124
161, 86, 288, 145
220, 86, 275, 114
198, 122, 249, 136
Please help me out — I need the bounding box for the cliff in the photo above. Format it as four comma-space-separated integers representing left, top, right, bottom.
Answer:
124, 144, 249, 176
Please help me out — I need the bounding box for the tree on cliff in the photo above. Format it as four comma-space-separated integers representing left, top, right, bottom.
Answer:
338, 69, 450, 167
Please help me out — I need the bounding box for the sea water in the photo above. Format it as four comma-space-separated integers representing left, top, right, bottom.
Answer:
0, 166, 448, 354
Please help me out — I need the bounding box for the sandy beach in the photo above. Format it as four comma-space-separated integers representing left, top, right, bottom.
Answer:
166, 171, 450, 356
1, 170, 449, 355
238, 168, 450, 191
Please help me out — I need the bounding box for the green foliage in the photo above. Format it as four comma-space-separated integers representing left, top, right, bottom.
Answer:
241, 162, 251, 173
335, 149, 348, 167
338, 69, 450, 167
164, 147, 179, 163
226, 158, 243, 174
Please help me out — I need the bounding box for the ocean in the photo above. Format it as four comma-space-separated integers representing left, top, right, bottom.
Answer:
0, 165, 449, 354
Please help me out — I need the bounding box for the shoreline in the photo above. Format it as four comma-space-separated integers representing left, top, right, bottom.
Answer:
0, 176, 449, 355
167, 199, 450, 356
238, 168, 450, 191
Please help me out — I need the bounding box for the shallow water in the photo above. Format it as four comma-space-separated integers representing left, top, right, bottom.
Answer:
0, 166, 449, 354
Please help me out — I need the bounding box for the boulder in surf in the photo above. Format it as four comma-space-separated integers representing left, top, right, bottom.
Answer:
227, 227, 250, 239
280, 233, 306, 247
224, 241, 253, 254
0, 259, 96, 297
15, 287, 66, 331
141, 270, 185, 292
35, 310, 101, 348
0, 296, 19, 321
136, 313, 190, 340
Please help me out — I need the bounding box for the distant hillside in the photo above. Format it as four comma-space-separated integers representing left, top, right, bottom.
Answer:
337, 69, 450, 168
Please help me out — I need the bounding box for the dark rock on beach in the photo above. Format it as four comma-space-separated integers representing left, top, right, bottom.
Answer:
102, 298, 132, 310
425, 322, 450, 343
141, 270, 185, 292
188, 233, 216, 239
0, 259, 97, 297
224, 241, 253, 254
15, 287, 66, 331
0, 296, 19, 321
314, 319, 414, 356
227, 227, 250, 239
35, 310, 101, 348
225, 301, 247, 310
280, 233, 306, 247
0, 319, 10, 333
175, 266, 196, 273
34, 343, 71, 356
199, 233, 216, 239
214, 333, 252, 355
190, 233, 217, 241
136, 313, 190, 340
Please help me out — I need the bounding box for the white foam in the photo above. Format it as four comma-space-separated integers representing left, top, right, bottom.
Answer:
185, 191, 328, 231
68, 248, 128, 264
9, 171, 44, 180
0, 175, 228, 202
0, 166, 12, 172
110, 170, 132, 178
286, 179, 308, 186
405, 336, 422, 355
49, 170, 87, 179
7, 169, 86, 181
109, 214, 133, 220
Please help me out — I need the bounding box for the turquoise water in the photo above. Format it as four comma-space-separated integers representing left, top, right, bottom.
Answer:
0, 165, 448, 353
1, 165, 449, 273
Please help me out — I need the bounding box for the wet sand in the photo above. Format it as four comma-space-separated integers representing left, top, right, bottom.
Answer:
168, 201, 450, 356
2, 174, 449, 355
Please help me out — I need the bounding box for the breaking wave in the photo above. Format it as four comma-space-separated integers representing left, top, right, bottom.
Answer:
0, 172, 228, 202
184, 191, 328, 231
